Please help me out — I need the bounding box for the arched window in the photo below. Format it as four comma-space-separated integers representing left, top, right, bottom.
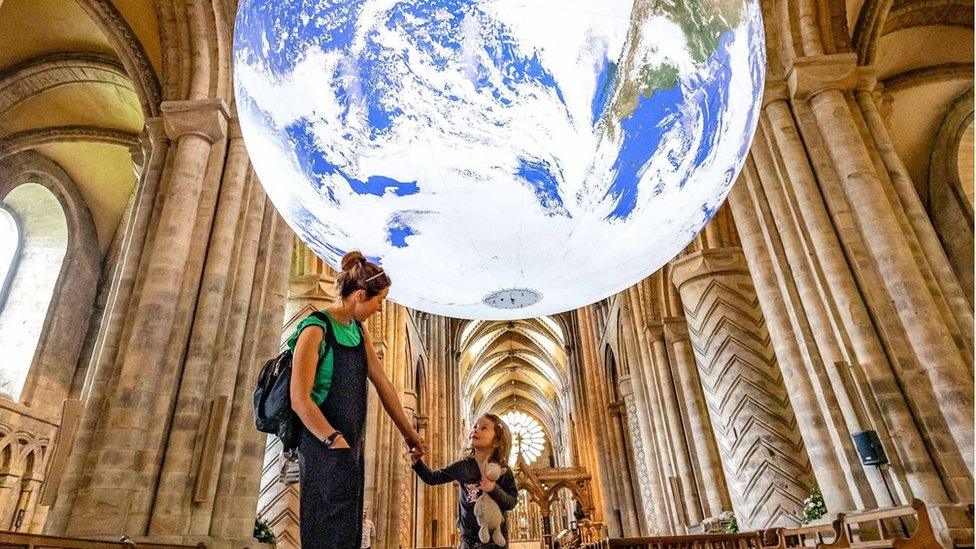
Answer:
502, 410, 546, 465
0, 206, 20, 308
0, 183, 68, 402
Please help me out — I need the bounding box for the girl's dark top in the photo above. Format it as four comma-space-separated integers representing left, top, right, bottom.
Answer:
413, 457, 518, 546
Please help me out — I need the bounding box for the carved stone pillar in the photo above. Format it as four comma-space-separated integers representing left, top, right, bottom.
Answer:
255, 243, 336, 549
663, 318, 730, 519
672, 247, 814, 530
793, 55, 973, 479
617, 376, 658, 534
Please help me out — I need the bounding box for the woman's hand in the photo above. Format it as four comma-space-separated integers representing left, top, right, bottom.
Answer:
405, 431, 428, 457
409, 446, 424, 463
479, 478, 496, 493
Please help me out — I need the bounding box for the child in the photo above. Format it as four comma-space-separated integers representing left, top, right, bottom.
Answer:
412, 413, 519, 548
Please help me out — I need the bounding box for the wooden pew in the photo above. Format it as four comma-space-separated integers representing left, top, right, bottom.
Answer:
766, 521, 839, 548
580, 531, 765, 548
0, 530, 205, 548
823, 499, 941, 548
769, 499, 944, 549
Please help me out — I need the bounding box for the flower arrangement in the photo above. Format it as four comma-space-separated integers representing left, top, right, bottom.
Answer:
800, 486, 828, 524
254, 517, 277, 547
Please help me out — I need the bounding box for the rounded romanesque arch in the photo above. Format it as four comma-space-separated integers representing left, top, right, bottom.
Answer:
928, 88, 975, 300
0, 151, 99, 410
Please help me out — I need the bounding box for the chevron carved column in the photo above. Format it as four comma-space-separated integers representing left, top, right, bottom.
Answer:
255, 243, 337, 549
671, 247, 814, 531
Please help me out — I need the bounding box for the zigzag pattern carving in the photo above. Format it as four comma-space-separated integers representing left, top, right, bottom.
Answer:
256, 425, 301, 548
680, 272, 812, 530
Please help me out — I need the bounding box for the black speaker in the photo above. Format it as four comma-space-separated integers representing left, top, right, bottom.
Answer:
852, 430, 889, 466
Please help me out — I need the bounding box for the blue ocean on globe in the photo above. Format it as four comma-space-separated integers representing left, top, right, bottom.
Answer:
233, 0, 765, 320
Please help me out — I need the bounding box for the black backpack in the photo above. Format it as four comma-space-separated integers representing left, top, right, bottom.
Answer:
253, 311, 331, 451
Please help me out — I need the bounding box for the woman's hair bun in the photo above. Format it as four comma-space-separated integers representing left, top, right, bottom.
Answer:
340, 250, 367, 272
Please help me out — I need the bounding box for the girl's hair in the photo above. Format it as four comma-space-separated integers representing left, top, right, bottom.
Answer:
463, 413, 513, 465
337, 251, 391, 299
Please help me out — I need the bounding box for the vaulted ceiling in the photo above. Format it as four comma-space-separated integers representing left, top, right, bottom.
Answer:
457, 317, 572, 466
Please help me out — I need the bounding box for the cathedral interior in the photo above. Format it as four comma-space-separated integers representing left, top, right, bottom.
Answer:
0, 0, 972, 548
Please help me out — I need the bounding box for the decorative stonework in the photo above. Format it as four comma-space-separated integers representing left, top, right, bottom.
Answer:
73, 0, 162, 116
0, 126, 139, 160
0, 52, 133, 116
672, 248, 813, 531
622, 392, 659, 533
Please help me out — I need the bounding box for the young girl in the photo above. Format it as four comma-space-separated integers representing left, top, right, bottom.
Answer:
290, 251, 427, 548
412, 413, 519, 548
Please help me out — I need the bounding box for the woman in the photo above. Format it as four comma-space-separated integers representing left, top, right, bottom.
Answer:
290, 251, 427, 548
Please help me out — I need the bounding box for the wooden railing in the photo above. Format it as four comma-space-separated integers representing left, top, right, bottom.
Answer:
582, 500, 947, 549
767, 499, 943, 549
581, 531, 765, 548
0, 531, 206, 548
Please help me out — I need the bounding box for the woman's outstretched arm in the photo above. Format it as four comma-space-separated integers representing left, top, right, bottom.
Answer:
363, 326, 428, 455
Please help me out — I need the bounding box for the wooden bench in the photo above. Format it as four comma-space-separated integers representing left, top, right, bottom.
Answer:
769, 499, 943, 549
580, 531, 765, 548
766, 521, 839, 548
0, 530, 205, 548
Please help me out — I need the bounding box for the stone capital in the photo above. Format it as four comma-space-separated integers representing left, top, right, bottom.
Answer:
161, 99, 230, 143
608, 400, 624, 417
617, 376, 634, 399
663, 316, 689, 342
288, 273, 336, 301
787, 53, 863, 100
645, 321, 665, 343
670, 247, 749, 290
762, 79, 790, 108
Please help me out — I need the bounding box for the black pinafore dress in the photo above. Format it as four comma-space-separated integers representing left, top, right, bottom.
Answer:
297, 320, 368, 549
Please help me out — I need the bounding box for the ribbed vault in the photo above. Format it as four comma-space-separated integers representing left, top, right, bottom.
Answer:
458, 318, 572, 467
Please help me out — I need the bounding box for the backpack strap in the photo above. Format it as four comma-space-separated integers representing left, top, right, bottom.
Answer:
286, 310, 334, 359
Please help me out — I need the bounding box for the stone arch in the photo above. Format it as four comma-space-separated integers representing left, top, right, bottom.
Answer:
0, 151, 100, 411
73, 0, 162, 115
0, 52, 134, 117
928, 87, 975, 301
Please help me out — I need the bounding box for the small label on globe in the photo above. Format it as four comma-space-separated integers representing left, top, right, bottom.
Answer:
483, 289, 543, 309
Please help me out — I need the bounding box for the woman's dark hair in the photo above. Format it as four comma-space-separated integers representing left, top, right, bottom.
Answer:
337, 251, 391, 299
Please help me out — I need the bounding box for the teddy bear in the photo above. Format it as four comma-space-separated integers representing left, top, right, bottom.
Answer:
474, 462, 507, 546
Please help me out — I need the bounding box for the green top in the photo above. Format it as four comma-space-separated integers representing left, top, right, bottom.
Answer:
286, 310, 362, 405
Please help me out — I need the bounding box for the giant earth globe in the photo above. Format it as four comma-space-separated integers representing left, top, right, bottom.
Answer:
233, 0, 765, 320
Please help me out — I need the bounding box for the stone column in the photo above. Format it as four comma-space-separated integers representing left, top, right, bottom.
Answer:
856, 90, 974, 354
728, 159, 869, 512
794, 55, 973, 477
576, 307, 621, 535
255, 243, 336, 549
663, 318, 731, 519
750, 87, 951, 506
617, 295, 671, 533
672, 247, 814, 531
638, 325, 682, 532
646, 327, 703, 527
148, 115, 255, 535
45, 116, 169, 532
57, 98, 230, 538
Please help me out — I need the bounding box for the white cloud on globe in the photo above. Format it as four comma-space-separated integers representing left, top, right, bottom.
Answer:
233, 0, 766, 320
